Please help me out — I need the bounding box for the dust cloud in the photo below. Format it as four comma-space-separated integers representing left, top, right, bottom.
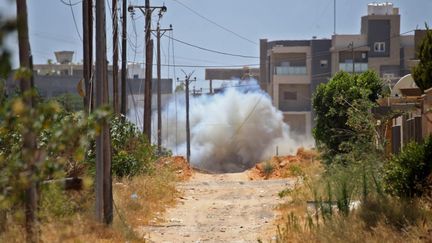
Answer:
129, 79, 311, 172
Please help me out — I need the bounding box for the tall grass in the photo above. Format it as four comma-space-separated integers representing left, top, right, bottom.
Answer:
273, 151, 432, 243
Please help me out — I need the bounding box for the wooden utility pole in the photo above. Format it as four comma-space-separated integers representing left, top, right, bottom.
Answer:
178, 71, 195, 163
128, 0, 167, 142
209, 80, 213, 94
143, 0, 152, 141
17, 0, 38, 241
156, 24, 162, 152
112, 0, 119, 114
95, 0, 113, 225
154, 23, 172, 153
83, 0, 93, 113
120, 0, 127, 117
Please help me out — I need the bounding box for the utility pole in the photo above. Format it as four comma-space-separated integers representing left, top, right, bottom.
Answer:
17, 0, 37, 241
112, 0, 120, 114
128, 2, 167, 142
83, 0, 93, 113
154, 23, 172, 154
120, 0, 127, 117
95, 0, 113, 225
143, 0, 152, 141
178, 71, 195, 163
348, 41, 355, 74
334, 0, 336, 35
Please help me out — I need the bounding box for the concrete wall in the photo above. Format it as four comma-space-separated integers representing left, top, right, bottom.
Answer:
6, 73, 173, 98
278, 84, 311, 112
283, 112, 312, 138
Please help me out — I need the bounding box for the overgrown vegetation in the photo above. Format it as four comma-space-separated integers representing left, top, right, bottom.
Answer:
272, 70, 432, 242
0, 13, 178, 242
313, 70, 384, 165
383, 136, 432, 198
412, 24, 432, 92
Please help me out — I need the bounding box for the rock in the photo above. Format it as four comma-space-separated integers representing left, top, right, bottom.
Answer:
279, 160, 288, 167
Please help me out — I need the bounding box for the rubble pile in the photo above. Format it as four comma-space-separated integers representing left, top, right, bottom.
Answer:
158, 156, 193, 180
248, 148, 318, 180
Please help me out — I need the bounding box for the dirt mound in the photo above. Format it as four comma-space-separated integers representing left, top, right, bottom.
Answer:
248, 148, 318, 180
157, 156, 193, 181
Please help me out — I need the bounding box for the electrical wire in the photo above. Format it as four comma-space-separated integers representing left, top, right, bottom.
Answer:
164, 35, 259, 59
67, 0, 83, 41
59, 0, 82, 6
169, 0, 257, 45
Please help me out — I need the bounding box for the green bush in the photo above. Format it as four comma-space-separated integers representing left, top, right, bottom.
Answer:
0, 93, 109, 226
383, 136, 432, 198
86, 116, 156, 178
51, 93, 84, 112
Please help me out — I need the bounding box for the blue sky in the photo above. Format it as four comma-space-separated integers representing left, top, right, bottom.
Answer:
1, 0, 431, 84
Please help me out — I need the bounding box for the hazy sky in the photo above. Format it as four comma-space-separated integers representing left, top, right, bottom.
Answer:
1, 0, 431, 83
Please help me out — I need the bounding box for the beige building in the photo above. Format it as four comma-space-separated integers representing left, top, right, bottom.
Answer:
260, 2, 426, 139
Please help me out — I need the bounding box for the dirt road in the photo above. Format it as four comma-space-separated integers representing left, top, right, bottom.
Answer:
140, 172, 295, 243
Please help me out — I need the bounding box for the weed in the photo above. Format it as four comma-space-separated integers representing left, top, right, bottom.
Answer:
263, 160, 275, 179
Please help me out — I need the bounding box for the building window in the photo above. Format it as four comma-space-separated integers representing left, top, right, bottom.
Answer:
283, 91, 297, 100
320, 60, 328, 68
374, 42, 385, 52
133, 74, 139, 79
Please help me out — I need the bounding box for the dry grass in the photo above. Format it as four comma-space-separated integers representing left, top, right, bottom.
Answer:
268, 152, 432, 243
0, 161, 184, 242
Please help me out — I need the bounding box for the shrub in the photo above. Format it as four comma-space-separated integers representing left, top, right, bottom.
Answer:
383, 136, 432, 198
263, 161, 274, 178
86, 116, 156, 178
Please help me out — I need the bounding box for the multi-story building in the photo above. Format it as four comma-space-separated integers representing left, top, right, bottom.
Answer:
260, 2, 426, 139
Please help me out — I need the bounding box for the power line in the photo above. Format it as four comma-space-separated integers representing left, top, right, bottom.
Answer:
169, 0, 257, 45
165, 35, 259, 59
129, 61, 259, 68
67, 0, 83, 41
60, 0, 82, 6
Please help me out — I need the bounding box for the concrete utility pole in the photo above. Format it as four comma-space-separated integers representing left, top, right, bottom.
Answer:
83, 0, 93, 113
334, 0, 336, 35
112, 0, 120, 114
128, 1, 166, 142
95, 0, 113, 225
16, 0, 38, 241
120, 0, 127, 117
178, 71, 196, 163
154, 23, 172, 154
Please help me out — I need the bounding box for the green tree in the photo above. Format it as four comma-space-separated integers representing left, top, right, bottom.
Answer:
313, 70, 384, 165
412, 25, 432, 92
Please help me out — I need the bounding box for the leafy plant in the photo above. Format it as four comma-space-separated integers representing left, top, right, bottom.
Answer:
383, 136, 432, 198
313, 70, 384, 165
0, 91, 110, 225
412, 24, 432, 92
86, 116, 157, 178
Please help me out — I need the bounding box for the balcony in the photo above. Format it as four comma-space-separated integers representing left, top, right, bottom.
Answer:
339, 63, 368, 73
275, 66, 307, 76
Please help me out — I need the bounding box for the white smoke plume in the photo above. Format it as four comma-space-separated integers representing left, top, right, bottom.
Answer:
128, 79, 311, 172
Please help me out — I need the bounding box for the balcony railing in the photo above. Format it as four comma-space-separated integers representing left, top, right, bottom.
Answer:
339, 63, 368, 73
275, 66, 307, 75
